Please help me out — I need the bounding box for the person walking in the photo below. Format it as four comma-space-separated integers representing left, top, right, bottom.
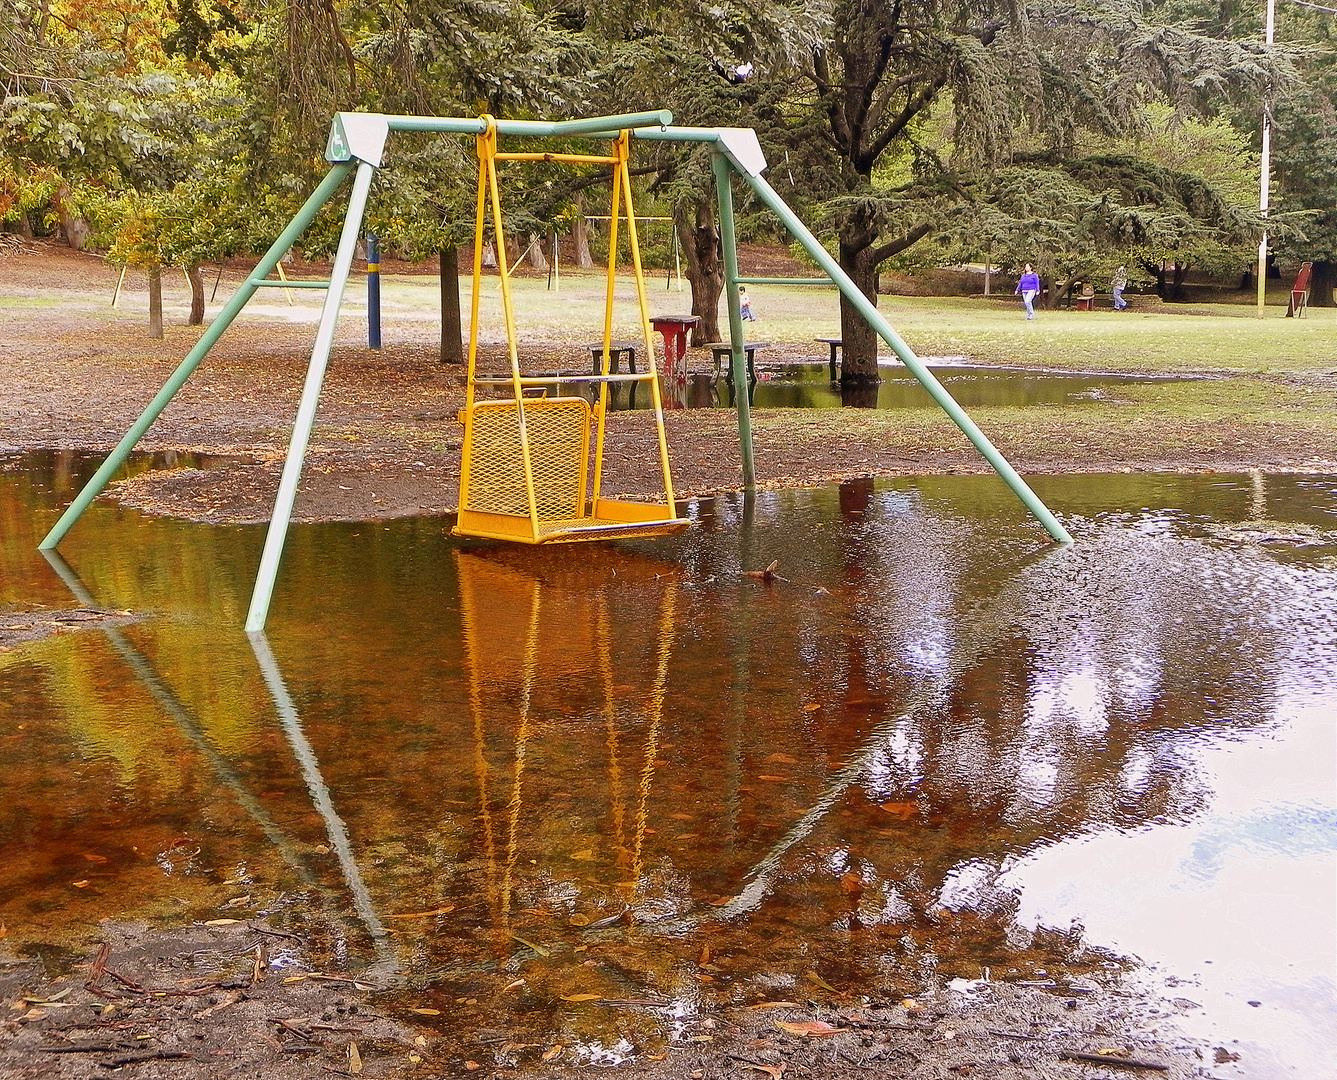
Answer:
1015, 263, 1040, 320
1111, 265, 1128, 310
738, 285, 755, 321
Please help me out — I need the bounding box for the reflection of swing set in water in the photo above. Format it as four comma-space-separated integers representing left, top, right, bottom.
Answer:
37, 108, 1071, 634
455, 547, 677, 935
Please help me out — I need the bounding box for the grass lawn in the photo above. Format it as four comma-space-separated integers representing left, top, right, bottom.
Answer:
374, 269, 1335, 376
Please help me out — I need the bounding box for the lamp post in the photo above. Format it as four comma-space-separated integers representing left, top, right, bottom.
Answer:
1257, 0, 1276, 316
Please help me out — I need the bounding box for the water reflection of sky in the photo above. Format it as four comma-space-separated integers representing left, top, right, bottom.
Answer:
2, 459, 1334, 1077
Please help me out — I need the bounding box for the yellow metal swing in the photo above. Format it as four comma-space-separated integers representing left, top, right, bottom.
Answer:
452, 117, 690, 544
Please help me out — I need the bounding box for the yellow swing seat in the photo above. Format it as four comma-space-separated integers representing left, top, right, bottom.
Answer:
454, 397, 688, 544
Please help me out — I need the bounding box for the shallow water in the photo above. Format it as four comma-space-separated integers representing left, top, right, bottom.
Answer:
545, 363, 1189, 411
2, 454, 1334, 1075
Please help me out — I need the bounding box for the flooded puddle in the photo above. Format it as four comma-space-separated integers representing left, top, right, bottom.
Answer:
540, 363, 1190, 411
2, 455, 1334, 1076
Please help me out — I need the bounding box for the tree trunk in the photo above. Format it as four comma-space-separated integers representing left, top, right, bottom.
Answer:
573, 197, 594, 268
674, 197, 723, 345
526, 232, 548, 271
186, 265, 205, 325
1168, 261, 1190, 302
1309, 259, 1335, 307
440, 244, 463, 364
837, 240, 879, 383
148, 265, 163, 338
55, 184, 91, 249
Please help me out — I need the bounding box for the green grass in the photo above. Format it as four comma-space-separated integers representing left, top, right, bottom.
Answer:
376, 269, 1335, 376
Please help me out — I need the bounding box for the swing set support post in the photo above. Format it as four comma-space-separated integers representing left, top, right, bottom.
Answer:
635, 123, 1072, 546
39, 162, 356, 553
711, 152, 756, 491
244, 159, 377, 633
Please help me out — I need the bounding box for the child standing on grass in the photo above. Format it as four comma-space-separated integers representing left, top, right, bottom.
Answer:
739, 285, 755, 321
1016, 263, 1040, 320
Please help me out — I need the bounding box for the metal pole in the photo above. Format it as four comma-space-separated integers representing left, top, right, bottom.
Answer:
738, 166, 1073, 544
1257, 0, 1276, 317
367, 233, 381, 349
712, 153, 756, 491
245, 160, 377, 633
40, 163, 355, 551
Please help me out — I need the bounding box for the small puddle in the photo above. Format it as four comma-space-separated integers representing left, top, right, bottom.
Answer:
1, 457, 1333, 1077
536, 363, 1190, 411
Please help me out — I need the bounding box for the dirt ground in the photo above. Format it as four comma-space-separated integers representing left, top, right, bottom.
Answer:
4, 243, 1334, 533
1, 918, 1230, 1080
0, 242, 1305, 1078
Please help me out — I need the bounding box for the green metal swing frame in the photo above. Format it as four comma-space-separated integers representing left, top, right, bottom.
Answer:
37, 108, 1071, 634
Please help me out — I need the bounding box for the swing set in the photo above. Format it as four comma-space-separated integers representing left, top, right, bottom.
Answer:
456, 118, 688, 545
37, 108, 1072, 634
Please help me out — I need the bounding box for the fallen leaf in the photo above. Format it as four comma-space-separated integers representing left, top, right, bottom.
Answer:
412, 1008, 442, 1015
70, 880, 90, 889
282, 975, 308, 984
204, 919, 241, 926
743, 1064, 785, 1079
388, 906, 454, 919
698, 944, 712, 965
840, 872, 862, 895
805, 971, 838, 992
464, 1061, 481, 1071
541, 1045, 563, 1061
81, 853, 108, 863
510, 934, 550, 957
757, 774, 788, 782
347, 1041, 363, 1074
803, 703, 822, 712
18, 1008, 47, 1021
775, 1020, 840, 1037
560, 994, 603, 1002
409, 1053, 423, 1063
502, 979, 525, 992
879, 801, 918, 820
0, 922, 6, 940
709, 894, 740, 907
567, 914, 590, 927
901, 998, 924, 1011
569, 849, 596, 861
415, 1036, 427, 1047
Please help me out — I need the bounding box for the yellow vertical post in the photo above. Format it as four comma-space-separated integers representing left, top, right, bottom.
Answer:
478, 115, 542, 541
619, 134, 678, 510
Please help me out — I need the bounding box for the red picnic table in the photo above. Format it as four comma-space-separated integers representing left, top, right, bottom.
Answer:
649, 314, 700, 376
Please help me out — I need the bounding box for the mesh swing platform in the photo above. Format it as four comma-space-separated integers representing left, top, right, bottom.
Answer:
452, 118, 689, 545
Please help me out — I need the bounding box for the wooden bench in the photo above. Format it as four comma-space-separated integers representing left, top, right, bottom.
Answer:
586, 340, 638, 374
704, 341, 769, 381
1072, 284, 1097, 311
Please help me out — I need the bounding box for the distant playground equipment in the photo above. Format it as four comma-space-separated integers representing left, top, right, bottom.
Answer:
37, 109, 1072, 633
1287, 262, 1311, 318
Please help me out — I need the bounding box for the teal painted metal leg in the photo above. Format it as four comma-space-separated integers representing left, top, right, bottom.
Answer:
712, 154, 756, 491
737, 167, 1074, 544
38, 164, 355, 551
245, 160, 377, 633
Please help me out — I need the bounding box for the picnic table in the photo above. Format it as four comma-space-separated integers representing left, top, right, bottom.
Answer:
649, 315, 699, 376
586, 340, 638, 374
704, 341, 769, 381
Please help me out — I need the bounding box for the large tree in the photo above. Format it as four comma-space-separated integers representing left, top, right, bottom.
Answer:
777, 0, 1292, 380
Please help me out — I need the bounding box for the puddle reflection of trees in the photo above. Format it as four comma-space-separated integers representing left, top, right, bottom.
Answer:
6, 472, 1299, 1015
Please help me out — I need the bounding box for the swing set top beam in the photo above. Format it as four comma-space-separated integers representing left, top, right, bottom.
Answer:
325, 110, 769, 181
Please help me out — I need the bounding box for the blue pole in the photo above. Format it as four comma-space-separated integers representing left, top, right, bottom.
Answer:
367, 233, 381, 350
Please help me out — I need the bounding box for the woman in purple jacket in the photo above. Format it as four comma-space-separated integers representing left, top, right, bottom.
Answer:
1015, 263, 1040, 320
